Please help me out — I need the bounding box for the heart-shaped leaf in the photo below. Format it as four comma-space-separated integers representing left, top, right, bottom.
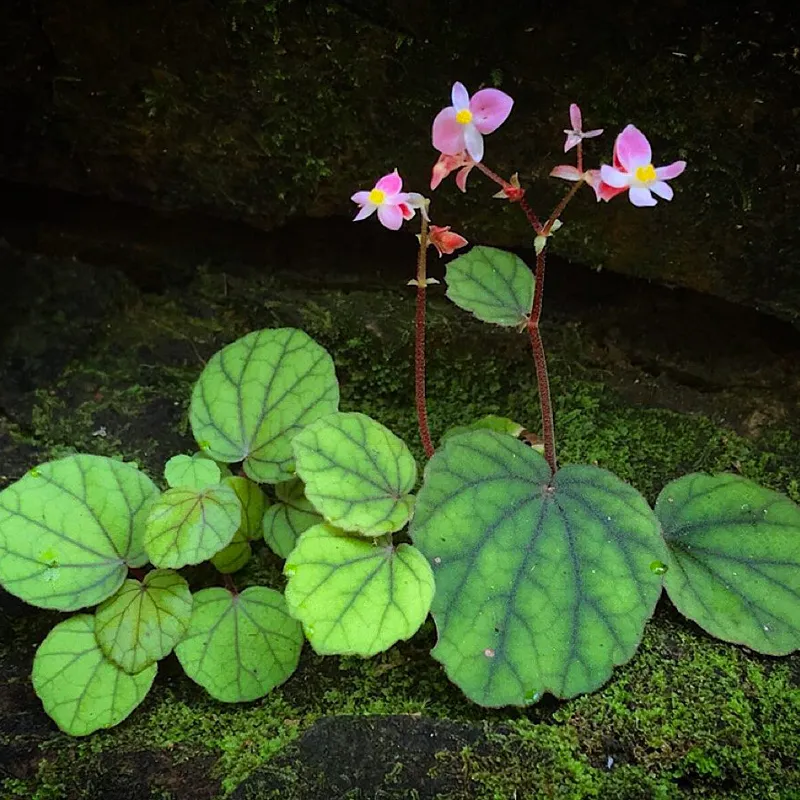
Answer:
94, 569, 193, 673
440, 414, 525, 444
189, 328, 339, 483
263, 480, 323, 559
144, 485, 241, 569
655, 473, 800, 655
410, 430, 667, 707
0, 455, 160, 611
175, 587, 303, 702
284, 523, 434, 656
445, 246, 534, 327
210, 528, 252, 573
224, 476, 268, 541
32, 615, 156, 736
292, 412, 417, 536
164, 453, 222, 490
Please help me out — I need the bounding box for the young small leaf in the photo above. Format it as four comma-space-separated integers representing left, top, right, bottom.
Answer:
210, 528, 252, 573
292, 412, 416, 536
144, 485, 241, 569
224, 476, 268, 540
175, 587, 303, 702
440, 414, 525, 444
656, 473, 800, 655
263, 502, 322, 559
284, 523, 434, 656
164, 453, 221, 490
410, 430, 667, 707
32, 615, 156, 736
189, 328, 339, 483
445, 246, 534, 327
94, 569, 193, 673
0, 455, 159, 611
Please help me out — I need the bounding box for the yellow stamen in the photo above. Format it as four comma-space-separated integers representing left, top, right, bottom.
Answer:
368, 188, 386, 205
635, 164, 657, 183
455, 109, 473, 125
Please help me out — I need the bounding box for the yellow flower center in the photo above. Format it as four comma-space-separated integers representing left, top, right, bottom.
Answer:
368, 188, 386, 205
635, 164, 657, 183
455, 109, 473, 125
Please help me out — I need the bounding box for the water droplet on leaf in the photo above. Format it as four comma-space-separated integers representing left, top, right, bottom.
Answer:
523, 689, 541, 704
483, 648, 496, 658
29, 468, 41, 478
649, 560, 668, 575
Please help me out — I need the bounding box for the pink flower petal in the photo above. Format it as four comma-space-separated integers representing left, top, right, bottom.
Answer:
455, 164, 474, 192
432, 107, 465, 155
600, 164, 631, 188
353, 205, 376, 222
656, 160, 686, 181
550, 165, 582, 181
351, 191, 371, 204
470, 89, 514, 134
614, 125, 652, 172
628, 187, 657, 207
582, 128, 603, 139
375, 169, 403, 194
463, 124, 484, 162
398, 202, 415, 220
650, 180, 674, 201
377, 203, 404, 230
569, 103, 582, 131
563, 133, 582, 152
451, 81, 470, 111
595, 181, 627, 203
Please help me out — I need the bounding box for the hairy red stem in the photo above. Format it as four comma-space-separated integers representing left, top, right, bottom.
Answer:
414, 216, 435, 459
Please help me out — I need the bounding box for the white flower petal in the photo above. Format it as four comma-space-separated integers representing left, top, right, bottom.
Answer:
629, 187, 657, 207
463, 124, 484, 163
600, 165, 630, 188
451, 82, 470, 111
650, 181, 674, 201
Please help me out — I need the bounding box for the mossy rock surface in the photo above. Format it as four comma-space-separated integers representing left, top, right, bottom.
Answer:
0, 242, 799, 798
1, 0, 799, 321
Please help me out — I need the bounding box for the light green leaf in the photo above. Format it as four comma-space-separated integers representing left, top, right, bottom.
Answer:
445, 246, 534, 327
189, 328, 339, 483
292, 412, 416, 536
94, 569, 193, 673
164, 453, 221, 490
656, 473, 800, 655
410, 430, 667, 707
32, 615, 156, 736
284, 523, 434, 656
210, 528, 252, 573
0, 455, 160, 611
224, 476, 268, 540
144, 485, 241, 569
440, 414, 525, 444
175, 586, 303, 702
263, 502, 322, 559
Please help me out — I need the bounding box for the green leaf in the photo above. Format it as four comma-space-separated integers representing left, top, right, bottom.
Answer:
94, 569, 193, 673
655, 473, 800, 655
210, 528, 252, 573
264, 478, 322, 558
292, 412, 417, 536
175, 586, 303, 702
189, 328, 339, 483
284, 523, 434, 656
410, 430, 667, 707
0, 455, 160, 611
445, 246, 534, 327
32, 615, 156, 736
144, 485, 241, 569
164, 453, 221, 490
224, 476, 268, 540
440, 414, 525, 444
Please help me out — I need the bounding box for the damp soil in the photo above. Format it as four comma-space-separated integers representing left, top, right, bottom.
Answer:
0, 183, 798, 799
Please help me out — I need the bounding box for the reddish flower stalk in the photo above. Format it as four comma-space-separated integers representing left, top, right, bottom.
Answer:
414, 216, 436, 459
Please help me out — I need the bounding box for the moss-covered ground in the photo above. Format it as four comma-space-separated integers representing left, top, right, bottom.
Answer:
0, 245, 798, 799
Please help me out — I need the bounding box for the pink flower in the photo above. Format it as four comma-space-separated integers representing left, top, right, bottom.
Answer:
563, 103, 603, 152
432, 82, 513, 163
599, 125, 686, 207
351, 169, 415, 230
431, 151, 475, 193
428, 225, 468, 257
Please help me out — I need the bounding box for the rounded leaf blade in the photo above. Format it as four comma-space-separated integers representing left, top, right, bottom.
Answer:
224, 476, 268, 540
189, 328, 339, 483
164, 453, 221, 490
410, 430, 667, 707
175, 587, 303, 702
445, 246, 534, 327
144, 485, 241, 569
284, 523, 434, 656
656, 473, 800, 655
210, 528, 252, 573
292, 412, 417, 536
32, 615, 156, 736
0, 455, 160, 611
94, 569, 193, 673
